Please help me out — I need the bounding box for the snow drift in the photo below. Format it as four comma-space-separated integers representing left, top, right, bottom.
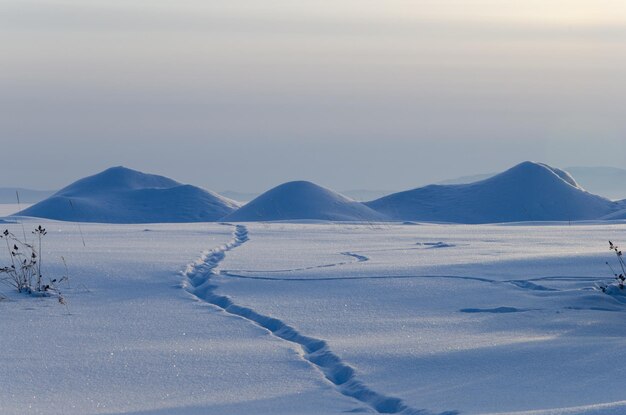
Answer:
16, 167, 240, 223
366, 161, 618, 223
223, 181, 388, 222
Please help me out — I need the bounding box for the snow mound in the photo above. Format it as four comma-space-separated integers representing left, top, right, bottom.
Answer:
366, 161, 618, 223
16, 166, 240, 223
55, 165, 180, 195
223, 181, 388, 222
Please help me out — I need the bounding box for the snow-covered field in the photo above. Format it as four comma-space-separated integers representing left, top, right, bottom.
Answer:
2, 219, 626, 414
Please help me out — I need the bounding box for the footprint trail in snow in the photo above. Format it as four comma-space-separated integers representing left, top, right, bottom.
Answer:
182, 224, 457, 415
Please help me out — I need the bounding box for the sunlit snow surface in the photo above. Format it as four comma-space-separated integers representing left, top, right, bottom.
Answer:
1, 219, 626, 414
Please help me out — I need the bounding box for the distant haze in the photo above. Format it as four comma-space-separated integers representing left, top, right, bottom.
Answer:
2, 1, 626, 192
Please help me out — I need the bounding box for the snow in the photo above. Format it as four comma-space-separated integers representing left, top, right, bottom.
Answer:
2, 218, 626, 414
0, 220, 354, 415
601, 206, 626, 220
16, 167, 240, 223
11, 162, 625, 225
438, 166, 626, 202
218, 222, 626, 415
539, 163, 581, 189
366, 162, 619, 223
223, 180, 388, 222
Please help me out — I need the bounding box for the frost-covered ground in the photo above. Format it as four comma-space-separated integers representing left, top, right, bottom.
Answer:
2, 219, 626, 414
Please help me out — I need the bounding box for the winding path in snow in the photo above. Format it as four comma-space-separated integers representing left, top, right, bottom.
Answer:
221, 271, 606, 294
225, 251, 368, 273
182, 224, 456, 415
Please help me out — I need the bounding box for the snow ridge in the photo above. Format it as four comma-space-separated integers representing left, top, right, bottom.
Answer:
182, 224, 452, 415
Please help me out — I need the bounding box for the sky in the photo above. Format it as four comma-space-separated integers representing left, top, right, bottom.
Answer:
1, 0, 626, 192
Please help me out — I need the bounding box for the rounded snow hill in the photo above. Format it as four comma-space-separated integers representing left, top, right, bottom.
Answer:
366, 161, 620, 224
222, 180, 388, 222
16, 166, 240, 223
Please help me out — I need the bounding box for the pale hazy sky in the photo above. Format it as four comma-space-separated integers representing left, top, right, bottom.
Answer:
1, 1, 625, 192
